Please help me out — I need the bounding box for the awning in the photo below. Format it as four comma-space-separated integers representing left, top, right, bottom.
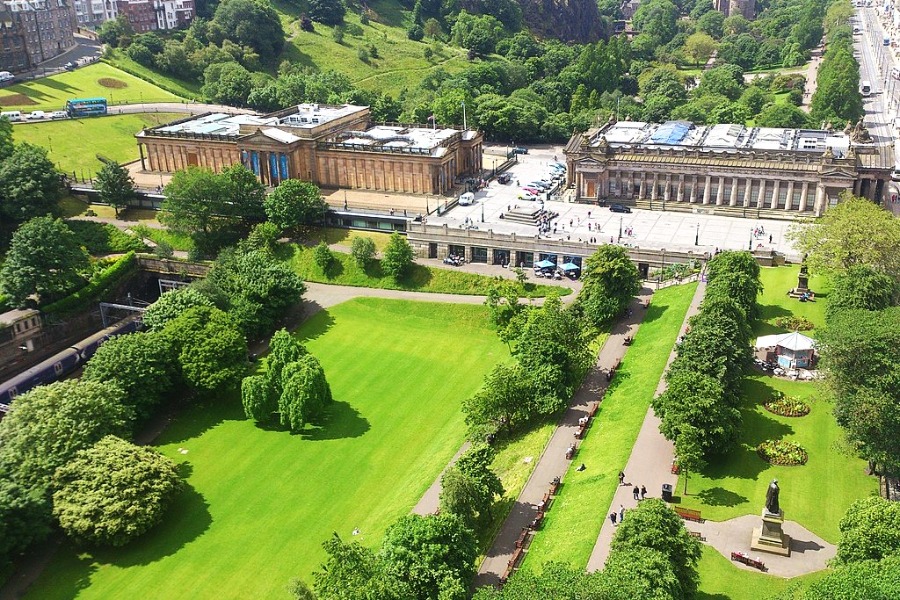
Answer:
561, 262, 580, 271
536, 259, 556, 269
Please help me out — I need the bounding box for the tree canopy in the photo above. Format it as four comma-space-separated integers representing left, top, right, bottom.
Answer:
0, 143, 62, 240
576, 245, 641, 328
142, 287, 215, 332
95, 162, 136, 218
382, 232, 415, 280
264, 179, 326, 233
209, 0, 284, 64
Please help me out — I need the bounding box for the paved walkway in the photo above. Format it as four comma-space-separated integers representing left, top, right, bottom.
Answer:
474, 288, 654, 588
682, 515, 835, 577
586, 280, 706, 571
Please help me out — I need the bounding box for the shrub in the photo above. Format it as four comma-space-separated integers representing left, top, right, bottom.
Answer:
357, 47, 369, 62
407, 24, 424, 41
313, 241, 334, 272
757, 439, 808, 465
350, 236, 376, 268
764, 394, 810, 417
66, 221, 147, 254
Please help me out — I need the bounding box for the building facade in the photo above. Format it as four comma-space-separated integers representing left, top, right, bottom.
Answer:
136, 104, 484, 195
564, 119, 893, 217
112, 0, 191, 31
0, 0, 75, 72
72, 0, 115, 27
715, 0, 755, 19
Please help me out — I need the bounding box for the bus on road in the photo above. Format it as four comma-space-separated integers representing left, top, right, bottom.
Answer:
861, 80, 872, 96
65, 97, 107, 118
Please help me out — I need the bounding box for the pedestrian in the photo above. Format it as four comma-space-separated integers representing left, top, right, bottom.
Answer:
588, 210, 592, 218
633, 485, 640, 501
610, 236, 614, 243
641, 485, 647, 500
769, 234, 773, 244
609, 512, 617, 526
618, 471, 625, 486
619, 505, 626, 522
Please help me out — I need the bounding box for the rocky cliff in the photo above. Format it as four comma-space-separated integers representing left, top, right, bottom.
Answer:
520, 0, 607, 44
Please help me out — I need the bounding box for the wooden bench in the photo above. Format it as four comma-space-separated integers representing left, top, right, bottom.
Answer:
588, 402, 599, 418
731, 552, 766, 571
529, 511, 545, 530
675, 507, 703, 522
514, 527, 529, 549
549, 477, 561, 495
575, 424, 587, 439
688, 531, 706, 541
623, 336, 633, 346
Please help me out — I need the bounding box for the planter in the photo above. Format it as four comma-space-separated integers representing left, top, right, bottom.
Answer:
764, 396, 811, 417
757, 439, 808, 466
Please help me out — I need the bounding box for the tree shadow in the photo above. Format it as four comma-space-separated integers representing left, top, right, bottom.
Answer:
402, 263, 434, 290
323, 259, 344, 279
696, 593, 730, 600
153, 396, 245, 446
303, 400, 370, 441
637, 300, 667, 326
697, 486, 749, 507
294, 308, 336, 344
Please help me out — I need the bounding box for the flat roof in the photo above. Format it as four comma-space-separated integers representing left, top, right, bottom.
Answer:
591, 121, 858, 156
155, 113, 277, 136
339, 125, 458, 151
278, 103, 366, 129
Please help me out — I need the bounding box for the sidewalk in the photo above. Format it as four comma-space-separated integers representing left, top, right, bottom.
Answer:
474, 289, 653, 588
586, 280, 706, 571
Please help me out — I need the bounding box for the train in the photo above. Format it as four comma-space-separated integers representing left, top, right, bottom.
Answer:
0, 317, 142, 412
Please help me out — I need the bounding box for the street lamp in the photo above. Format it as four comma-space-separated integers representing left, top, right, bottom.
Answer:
749, 227, 754, 250
695, 222, 699, 246
481, 202, 485, 223
618, 216, 623, 242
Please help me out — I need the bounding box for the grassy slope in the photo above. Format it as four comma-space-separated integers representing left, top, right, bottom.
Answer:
103, 53, 202, 99
278, 242, 570, 297
0, 63, 182, 111
25, 298, 507, 599
13, 113, 183, 174
522, 283, 698, 569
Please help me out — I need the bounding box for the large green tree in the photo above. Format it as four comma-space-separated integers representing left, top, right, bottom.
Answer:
811, 45, 863, 125
95, 162, 136, 218
835, 497, 900, 564
439, 444, 503, 528
52, 436, 183, 546
0, 217, 89, 305
278, 354, 333, 432
462, 363, 532, 438
0, 115, 13, 162
350, 236, 377, 268
577, 245, 641, 328
0, 143, 62, 238
826, 265, 898, 321
142, 287, 215, 331
210, 0, 285, 65
312, 533, 413, 600
160, 166, 232, 257
802, 555, 900, 600
381, 232, 415, 280
264, 179, 326, 233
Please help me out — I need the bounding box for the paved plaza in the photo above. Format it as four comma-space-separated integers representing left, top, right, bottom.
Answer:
432, 147, 806, 262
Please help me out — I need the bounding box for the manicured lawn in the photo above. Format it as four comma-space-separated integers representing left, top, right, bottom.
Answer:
13, 112, 183, 174
25, 298, 507, 599
0, 63, 182, 111
304, 227, 394, 252
674, 374, 875, 543
278, 242, 569, 297
131, 224, 194, 253
102, 54, 201, 99
696, 545, 827, 600
754, 265, 831, 337
521, 283, 698, 569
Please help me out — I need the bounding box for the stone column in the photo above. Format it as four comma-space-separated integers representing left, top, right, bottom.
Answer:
716, 176, 726, 205
785, 182, 795, 211
814, 184, 827, 215
770, 180, 780, 209
757, 179, 767, 208
689, 175, 698, 203
639, 174, 647, 198
799, 182, 810, 212
663, 175, 671, 201
852, 179, 862, 196
703, 175, 712, 204
651, 174, 659, 200
677, 175, 685, 202
743, 178, 753, 208
729, 178, 739, 207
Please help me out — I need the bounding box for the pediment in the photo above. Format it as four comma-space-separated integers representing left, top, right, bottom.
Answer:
819, 169, 856, 179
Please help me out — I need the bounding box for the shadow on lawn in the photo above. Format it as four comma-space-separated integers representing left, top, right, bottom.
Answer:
697, 487, 749, 507
155, 398, 245, 446
303, 400, 370, 441
636, 300, 667, 327
295, 309, 336, 344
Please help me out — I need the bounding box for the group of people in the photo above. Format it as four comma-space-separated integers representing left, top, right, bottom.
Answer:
443, 254, 465, 266
608, 471, 649, 526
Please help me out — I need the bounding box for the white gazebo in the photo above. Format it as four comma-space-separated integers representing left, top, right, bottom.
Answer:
755, 332, 817, 369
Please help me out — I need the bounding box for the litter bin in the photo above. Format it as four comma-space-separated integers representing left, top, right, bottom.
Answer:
661, 483, 673, 502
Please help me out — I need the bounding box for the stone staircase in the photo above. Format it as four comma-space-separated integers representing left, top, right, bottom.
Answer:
629, 199, 814, 221
503, 207, 544, 225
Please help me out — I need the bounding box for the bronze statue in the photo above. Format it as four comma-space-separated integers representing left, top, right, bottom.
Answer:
765, 479, 780, 514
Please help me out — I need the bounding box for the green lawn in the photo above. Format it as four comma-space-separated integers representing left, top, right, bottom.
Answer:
278, 242, 569, 297
13, 112, 183, 174
675, 374, 875, 544
304, 227, 394, 252
696, 545, 827, 600
131, 224, 195, 253
0, 63, 182, 111
25, 298, 507, 599
521, 283, 698, 569
102, 54, 202, 99
755, 265, 831, 337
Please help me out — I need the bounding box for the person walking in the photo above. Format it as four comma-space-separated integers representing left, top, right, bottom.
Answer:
640, 485, 647, 500
619, 505, 626, 522
609, 512, 617, 526
633, 485, 640, 501
618, 471, 626, 486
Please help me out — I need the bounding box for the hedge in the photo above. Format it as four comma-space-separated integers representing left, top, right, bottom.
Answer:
43, 252, 137, 315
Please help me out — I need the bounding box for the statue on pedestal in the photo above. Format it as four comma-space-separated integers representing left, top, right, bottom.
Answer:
765, 479, 780, 515
752, 478, 791, 556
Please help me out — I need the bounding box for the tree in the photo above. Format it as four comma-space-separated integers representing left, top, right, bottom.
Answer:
462, 363, 532, 438
811, 46, 863, 125
308, 0, 345, 25
696, 65, 745, 101
201, 61, 253, 107
696, 9, 724, 39
756, 103, 810, 128
788, 194, 900, 280
0, 217, 89, 306
96, 15, 133, 47
439, 444, 503, 528
381, 232, 415, 280
451, 11, 505, 55
802, 555, 900, 600
160, 166, 234, 258
312, 533, 413, 600
633, 0, 679, 45
210, 0, 285, 65
683, 32, 717, 67
241, 375, 275, 422
278, 354, 333, 432
82, 331, 176, 422
142, 287, 215, 331
52, 436, 183, 546
602, 547, 683, 600
350, 236, 376, 268
610, 499, 701, 598
314, 241, 334, 272
162, 306, 248, 396
0, 143, 63, 236
0, 115, 13, 162
0, 476, 52, 567
264, 179, 325, 233
674, 424, 707, 495
95, 162, 136, 218
577, 245, 641, 328
380, 513, 477, 600
0, 380, 132, 491
835, 497, 900, 564
827, 265, 898, 321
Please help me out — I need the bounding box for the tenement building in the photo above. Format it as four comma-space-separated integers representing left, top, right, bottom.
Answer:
0, 0, 76, 72
136, 104, 483, 195
564, 119, 893, 217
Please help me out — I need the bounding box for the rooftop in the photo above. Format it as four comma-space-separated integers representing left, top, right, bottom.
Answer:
154, 113, 276, 137
335, 125, 459, 154
591, 121, 855, 156
149, 104, 367, 138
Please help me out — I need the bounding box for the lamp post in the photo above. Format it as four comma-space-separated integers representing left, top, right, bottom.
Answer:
749, 227, 754, 250
695, 222, 699, 246
481, 202, 485, 223
618, 216, 623, 242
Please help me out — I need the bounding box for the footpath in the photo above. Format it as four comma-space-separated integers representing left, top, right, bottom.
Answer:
473, 288, 654, 588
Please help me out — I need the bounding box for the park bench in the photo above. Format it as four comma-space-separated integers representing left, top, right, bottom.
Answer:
623, 336, 633, 346
674, 507, 703, 522
589, 402, 599, 418
530, 511, 545, 530
514, 527, 529, 549
731, 551, 766, 571
575, 424, 587, 439
565, 444, 576, 460
549, 477, 561, 495
688, 531, 706, 541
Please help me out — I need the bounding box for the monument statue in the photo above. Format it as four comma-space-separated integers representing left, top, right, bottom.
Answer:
765, 479, 780, 515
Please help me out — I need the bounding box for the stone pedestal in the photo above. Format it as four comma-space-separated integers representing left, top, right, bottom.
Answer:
751, 509, 791, 556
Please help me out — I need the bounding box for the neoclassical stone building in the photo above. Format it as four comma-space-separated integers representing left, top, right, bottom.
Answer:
136, 104, 483, 195
564, 120, 893, 217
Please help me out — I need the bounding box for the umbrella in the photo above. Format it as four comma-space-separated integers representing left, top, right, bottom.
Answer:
536, 259, 556, 269
561, 262, 580, 271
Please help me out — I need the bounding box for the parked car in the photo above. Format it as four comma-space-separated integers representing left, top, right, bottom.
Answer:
50, 110, 68, 119
512, 146, 529, 155
497, 173, 511, 184
609, 203, 631, 213
64, 62, 76, 71
528, 181, 550, 190
518, 192, 537, 201
891, 169, 900, 182
521, 186, 541, 195
27, 111, 46, 120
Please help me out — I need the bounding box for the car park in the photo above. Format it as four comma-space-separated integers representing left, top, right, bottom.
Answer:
50, 110, 68, 119
609, 203, 631, 213
27, 111, 45, 120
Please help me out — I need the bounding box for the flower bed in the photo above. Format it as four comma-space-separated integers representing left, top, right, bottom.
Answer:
764, 393, 810, 417
757, 439, 808, 466
774, 316, 814, 331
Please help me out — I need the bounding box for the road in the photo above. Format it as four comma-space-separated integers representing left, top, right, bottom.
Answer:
9, 102, 255, 125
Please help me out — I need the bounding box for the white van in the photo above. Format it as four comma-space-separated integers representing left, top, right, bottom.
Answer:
458, 192, 475, 206
1, 110, 22, 122
0, 71, 13, 83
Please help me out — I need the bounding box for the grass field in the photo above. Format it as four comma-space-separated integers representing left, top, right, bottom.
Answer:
0, 63, 182, 111
278, 242, 570, 297
131, 224, 194, 253
521, 283, 698, 569
696, 545, 826, 600
304, 227, 394, 252
25, 298, 507, 599
754, 265, 831, 337
102, 54, 202, 99
13, 113, 183, 174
